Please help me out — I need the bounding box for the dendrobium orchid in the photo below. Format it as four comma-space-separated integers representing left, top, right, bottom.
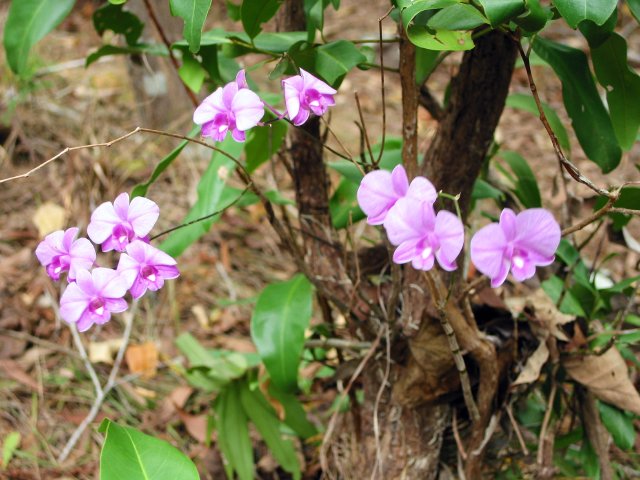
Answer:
117, 240, 180, 299
384, 198, 464, 271
87, 193, 159, 253
59, 268, 128, 332
282, 68, 337, 126
470, 208, 561, 287
193, 70, 264, 142
35, 227, 96, 281
357, 165, 437, 225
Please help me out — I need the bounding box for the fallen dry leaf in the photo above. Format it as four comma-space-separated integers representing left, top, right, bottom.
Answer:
176, 410, 209, 443
125, 341, 159, 379
563, 347, 640, 416
513, 341, 550, 386
88, 338, 123, 365
0, 359, 39, 391
32, 202, 67, 236
505, 289, 574, 341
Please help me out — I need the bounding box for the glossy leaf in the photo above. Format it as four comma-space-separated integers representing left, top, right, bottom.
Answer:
477, 0, 525, 26
132, 125, 199, 198
241, 0, 282, 39
214, 384, 254, 480
629, 0, 640, 23
239, 383, 301, 479
542, 275, 586, 316
86, 44, 168, 67
268, 386, 317, 439
471, 178, 504, 201
245, 120, 288, 173
169, 0, 213, 53
93, 3, 143, 46
328, 137, 402, 184
3, 0, 76, 75
514, 0, 548, 33
415, 47, 439, 85
506, 93, 571, 153
98, 419, 199, 480
160, 136, 243, 257
499, 151, 541, 208
553, 0, 617, 28
533, 37, 621, 173
178, 50, 207, 93
591, 33, 640, 150
578, 8, 616, 48
290, 40, 366, 86
426, 4, 488, 31
251, 274, 313, 392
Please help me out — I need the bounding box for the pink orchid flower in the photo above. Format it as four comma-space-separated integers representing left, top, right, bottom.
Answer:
193, 70, 264, 142
470, 208, 561, 287
357, 165, 437, 225
282, 68, 337, 126
87, 193, 159, 253
35, 227, 96, 281
117, 240, 180, 299
384, 198, 464, 271
59, 268, 128, 332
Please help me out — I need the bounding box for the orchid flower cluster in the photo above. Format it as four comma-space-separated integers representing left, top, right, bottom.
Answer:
193, 69, 337, 142
35, 193, 179, 332
357, 165, 561, 287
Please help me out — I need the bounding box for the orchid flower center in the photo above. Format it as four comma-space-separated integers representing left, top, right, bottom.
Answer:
141, 265, 158, 283
421, 246, 433, 260
304, 89, 322, 108
513, 255, 525, 269
47, 256, 70, 280
89, 297, 106, 316
112, 224, 134, 249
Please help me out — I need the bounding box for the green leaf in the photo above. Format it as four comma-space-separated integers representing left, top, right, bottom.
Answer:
599, 402, 636, 450
514, 0, 549, 33
328, 137, 402, 183
629, 0, 640, 23
591, 33, 640, 150
552, 0, 617, 28
245, 121, 288, 173
426, 4, 488, 31
533, 37, 621, 173
268, 386, 317, 439
471, 178, 504, 201
241, 0, 282, 39
160, 136, 243, 257
132, 125, 199, 198
214, 384, 254, 480
109, 0, 128, 4
3, 0, 76, 75
169, 0, 213, 53
98, 419, 199, 480
415, 47, 439, 85
594, 187, 640, 230
86, 44, 168, 67
239, 383, 301, 479
578, 8, 617, 48
477, 0, 525, 26
178, 50, 206, 93
541, 275, 586, 316
251, 274, 313, 392
506, 93, 571, 153
290, 40, 367, 87
93, 3, 143, 46
499, 151, 542, 208
2, 432, 20, 469
330, 179, 365, 229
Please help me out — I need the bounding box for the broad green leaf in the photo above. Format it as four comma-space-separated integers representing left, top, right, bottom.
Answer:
245, 120, 288, 173
477, 0, 525, 26
415, 47, 439, 85
304, 0, 326, 42
594, 187, 640, 230
591, 33, 640, 150
132, 125, 199, 198
93, 3, 143, 46
251, 274, 313, 392
328, 137, 402, 183
160, 137, 243, 257
109, 0, 128, 4
226, 0, 241, 20
214, 384, 254, 480
289, 40, 367, 86
86, 44, 168, 67
2, 432, 20, 469
629, 0, 640, 23
330, 179, 365, 229
426, 4, 488, 31
3, 0, 75, 75
578, 9, 617, 48
514, 0, 549, 33
169, 0, 213, 53
241, 0, 282, 39
506, 93, 571, 153
499, 151, 542, 208
178, 50, 206, 93
471, 178, 504, 201
268, 386, 317, 439
239, 383, 301, 479
553, 0, 617, 28
541, 275, 586, 316
599, 402, 636, 450
98, 419, 199, 480
533, 37, 621, 173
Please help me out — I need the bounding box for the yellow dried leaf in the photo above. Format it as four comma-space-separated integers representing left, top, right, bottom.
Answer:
32, 202, 67, 236
513, 341, 550, 386
125, 341, 159, 379
88, 338, 123, 365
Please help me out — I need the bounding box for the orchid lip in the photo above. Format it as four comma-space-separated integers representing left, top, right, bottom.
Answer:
513, 255, 525, 269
